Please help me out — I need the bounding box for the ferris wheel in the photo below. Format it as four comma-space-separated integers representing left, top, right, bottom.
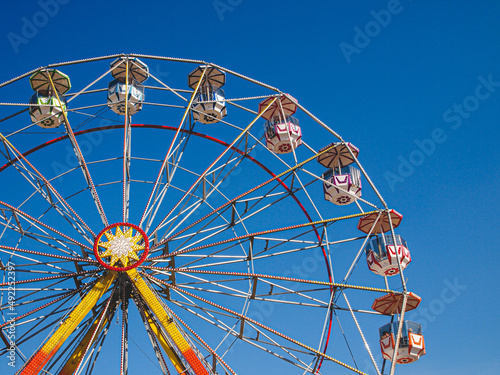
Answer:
0, 54, 425, 375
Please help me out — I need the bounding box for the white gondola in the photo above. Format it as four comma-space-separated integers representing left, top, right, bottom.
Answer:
107, 57, 148, 116
29, 91, 67, 129
317, 142, 361, 205
191, 87, 227, 124
259, 94, 301, 154
322, 165, 362, 205
107, 78, 145, 115
264, 115, 302, 154
365, 234, 411, 276
188, 66, 227, 124
379, 321, 425, 364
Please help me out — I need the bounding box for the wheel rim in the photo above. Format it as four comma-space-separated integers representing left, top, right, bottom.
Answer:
0, 55, 414, 375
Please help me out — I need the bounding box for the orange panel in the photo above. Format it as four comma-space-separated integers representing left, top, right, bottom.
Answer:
18, 273, 116, 375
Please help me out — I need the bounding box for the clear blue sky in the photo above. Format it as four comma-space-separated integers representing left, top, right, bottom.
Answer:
0, 1, 499, 374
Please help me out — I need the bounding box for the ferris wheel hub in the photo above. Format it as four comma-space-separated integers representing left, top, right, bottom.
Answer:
93, 222, 149, 271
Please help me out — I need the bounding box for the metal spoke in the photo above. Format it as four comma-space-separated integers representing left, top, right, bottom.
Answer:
147, 274, 367, 375
0, 200, 92, 251
148, 97, 278, 241
150, 211, 376, 261
0, 133, 95, 240
0, 55, 416, 375
153, 142, 338, 249
46, 70, 109, 227
122, 59, 131, 223
139, 66, 208, 231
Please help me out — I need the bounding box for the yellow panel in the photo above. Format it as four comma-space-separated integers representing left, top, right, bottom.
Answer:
143, 307, 186, 373
19, 272, 116, 375
127, 269, 209, 375
58, 299, 114, 375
